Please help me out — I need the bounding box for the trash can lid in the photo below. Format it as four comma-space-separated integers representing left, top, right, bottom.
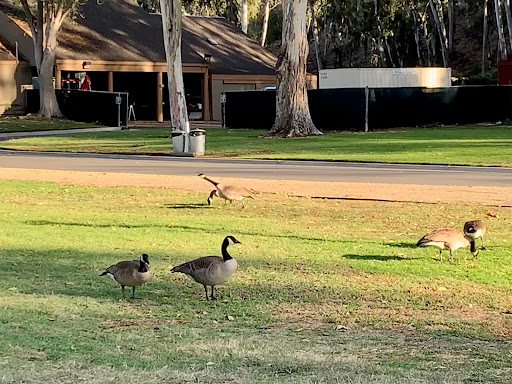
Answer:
190, 129, 206, 136
171, 130, 186, 137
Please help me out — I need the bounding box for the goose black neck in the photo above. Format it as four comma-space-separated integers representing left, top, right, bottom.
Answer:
138, 261, 149, 273
204, 176, 219, 187
470, 239, 477, 254
221, 240, 232, 261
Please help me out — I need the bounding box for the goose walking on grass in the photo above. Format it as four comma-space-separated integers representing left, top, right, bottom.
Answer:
100, 254, 151, 299
416, 228, 478, 262
171, 236, 241, 300
463, 220, 487, 250
198, 173, 254, 208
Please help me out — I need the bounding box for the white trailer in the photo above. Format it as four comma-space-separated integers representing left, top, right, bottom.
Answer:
319, 68, 452, 89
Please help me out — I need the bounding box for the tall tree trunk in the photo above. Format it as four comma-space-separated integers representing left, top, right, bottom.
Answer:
483, 0, 489, 74
373, 0, 387, 67
412, 8, 423, 65
21, 0, 64, 118
429, 0, 449, 67
504, 0, 512, 51
160, 0, 188, 133
260, 0, 270, 46
270, 0, 322, 137
494, 0, 508, 59
309, 0, 321, 72
241, 0, 248, 34
448, 0, 455, 55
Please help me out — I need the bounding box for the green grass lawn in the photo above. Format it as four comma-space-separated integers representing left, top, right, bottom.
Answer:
1, 125, 512, 166
0, 117, 103, 133
1, 179, 512, 382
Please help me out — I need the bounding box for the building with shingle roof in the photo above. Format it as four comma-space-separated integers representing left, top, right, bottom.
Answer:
0, 0, 284, 120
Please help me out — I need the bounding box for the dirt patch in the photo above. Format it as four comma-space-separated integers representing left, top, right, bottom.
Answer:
1, 167, 512, 206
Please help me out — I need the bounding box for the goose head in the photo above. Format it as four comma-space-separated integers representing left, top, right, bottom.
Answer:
140, 254, 150, 265
197, 173, 206, 178
225, 236, 241, 246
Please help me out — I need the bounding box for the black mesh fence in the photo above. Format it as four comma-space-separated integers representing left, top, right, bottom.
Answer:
224, 86, 512, 130
26, 90, 129, 127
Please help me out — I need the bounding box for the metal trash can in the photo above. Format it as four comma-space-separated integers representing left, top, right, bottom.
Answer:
171, 130, 186, 154
189, 129, 206, 156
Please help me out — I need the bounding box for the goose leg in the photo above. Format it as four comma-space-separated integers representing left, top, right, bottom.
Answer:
241, 199, 245, 208
121, 285, 126, 299
481, 237, 486, 250
439, 250, 443, 262
203, 285, 209, 301
210, 286, 217, 301
131, 286, 136, 300
449, 249, 454, 263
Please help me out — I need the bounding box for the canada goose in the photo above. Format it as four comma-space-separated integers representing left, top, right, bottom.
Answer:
100, 254, 151, 299
171, 236, 241, 300
463, 220, 486, 250
416, 228, 478, 262
198, 173, 254, 208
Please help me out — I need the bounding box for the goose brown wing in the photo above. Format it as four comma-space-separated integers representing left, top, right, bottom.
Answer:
104, 260, 139, 275
172, 256, 223, 275
416, 228, 459, 246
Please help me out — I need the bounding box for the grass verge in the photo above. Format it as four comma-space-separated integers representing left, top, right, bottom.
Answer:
0, 117, 103, 133
1, 125, 512, 166
0, 179, 511, 382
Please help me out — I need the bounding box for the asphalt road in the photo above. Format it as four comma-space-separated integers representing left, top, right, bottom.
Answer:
1, 150, 512, 186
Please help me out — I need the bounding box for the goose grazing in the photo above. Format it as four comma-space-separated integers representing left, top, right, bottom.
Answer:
171, 236, 241, 300
416, 228, 478, 262
198, 173, 254, 208
463, 220, 486, 250
100, 254, 151, 299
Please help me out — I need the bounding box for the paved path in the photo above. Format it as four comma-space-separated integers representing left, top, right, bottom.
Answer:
1, 150, 512, 186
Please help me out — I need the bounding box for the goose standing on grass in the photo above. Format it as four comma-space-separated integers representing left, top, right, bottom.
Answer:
100, 254, 151, 299
198, 173, 254, 208
463, 220, 487, 250
171, 236, 241, 300
416, 228, 479, 262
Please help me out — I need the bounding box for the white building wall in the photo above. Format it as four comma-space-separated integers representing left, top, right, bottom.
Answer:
319, 68, 452, 89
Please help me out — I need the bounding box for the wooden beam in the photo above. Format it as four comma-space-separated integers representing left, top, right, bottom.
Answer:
202, 68, 211, 121
156, 72, 163, 122
55, 66, 61, 89
107, 71, 114, 92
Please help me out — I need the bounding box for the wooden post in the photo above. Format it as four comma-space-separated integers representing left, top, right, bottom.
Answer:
156, 72, 163, 122
55, 66, 61, 89
202, 68, 211, 121
108, 71, 114, 92
364, 86, 369, 132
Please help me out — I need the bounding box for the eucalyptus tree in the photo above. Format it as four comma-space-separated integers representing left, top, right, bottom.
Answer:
270, 0, 322, 137
20, 0, 85, 118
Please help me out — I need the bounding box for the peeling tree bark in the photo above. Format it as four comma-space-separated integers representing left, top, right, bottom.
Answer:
448, 0, 455, 55
160, 0, 188, 133
504, 0, 512, 51
270, 0, 322, 137
260, 0, 270, 46
483, 0, 489, 74
309, 0, 321, 72
241, 0, 248, 34
429, 0, 449, 67
20, 0, 69, 118
494, 0, 508, 60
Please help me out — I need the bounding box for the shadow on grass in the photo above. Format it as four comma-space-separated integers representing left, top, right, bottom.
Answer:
343, 254, 410, 261
165, 203, 210, 209
387, 242, 419, 249
24, 220, 363, 244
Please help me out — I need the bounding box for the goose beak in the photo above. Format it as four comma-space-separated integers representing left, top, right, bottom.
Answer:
235, 240, 241, 244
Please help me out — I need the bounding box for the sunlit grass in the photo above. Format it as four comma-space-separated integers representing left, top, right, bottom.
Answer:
2, 125, 512, 166
1, 179, 512, 382
0, 117, 102, 133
